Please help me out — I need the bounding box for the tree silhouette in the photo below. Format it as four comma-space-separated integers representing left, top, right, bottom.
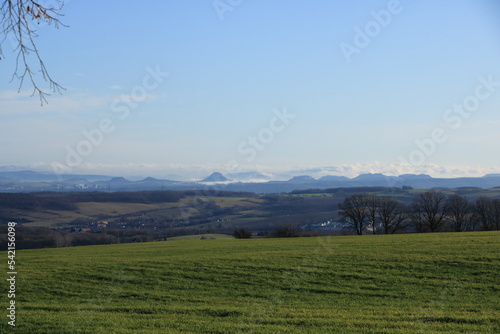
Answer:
338, 194, 371, 235
444, 194, 472, 232
473, 197, 500, 231
376, 197, 408, 234
411, 191, 448, 233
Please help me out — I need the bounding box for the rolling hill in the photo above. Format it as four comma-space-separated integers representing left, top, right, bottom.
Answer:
5, 232, 499, 333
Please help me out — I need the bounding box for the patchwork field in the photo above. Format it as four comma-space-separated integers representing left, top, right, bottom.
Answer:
3, 231, 499, 333
5, 188, 500, 237
10, 196, 272, 229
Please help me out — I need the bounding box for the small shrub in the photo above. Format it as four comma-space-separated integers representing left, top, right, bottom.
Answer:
272, 224, 302, 238
233, 228, 252, 239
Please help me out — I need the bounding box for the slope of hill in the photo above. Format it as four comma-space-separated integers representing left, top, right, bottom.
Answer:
9, 232, 500, 333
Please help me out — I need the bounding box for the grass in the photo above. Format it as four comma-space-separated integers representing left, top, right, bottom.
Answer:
15, 210, 89, 228
3, 232, 500, 333
202, 197, 266, 208
167, 234, 234, 241
76, 202, 161, 217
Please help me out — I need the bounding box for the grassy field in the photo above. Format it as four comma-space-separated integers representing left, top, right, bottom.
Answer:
17, 202, 177, 228
166, 234, 234, 241
10, 210, 87, 228
3, 232, 500, 333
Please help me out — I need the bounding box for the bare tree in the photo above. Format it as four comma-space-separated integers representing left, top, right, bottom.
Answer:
366, 194, 378, 234
444, 194, 472, 232
0, 0, 66, 104
473, 197, 500, 231
473, 197, 493, 231
494, 199, 500, 231
376, 197, 408, 234
338, 194, 370, 235
411, 191, 448, 233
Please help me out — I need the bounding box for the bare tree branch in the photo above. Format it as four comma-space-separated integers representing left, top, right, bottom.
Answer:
0, 0, 66, 105
444, 194, 472, 232
338, 194, 371, 235
376, 197, 408, 234
411, 191, 448, 233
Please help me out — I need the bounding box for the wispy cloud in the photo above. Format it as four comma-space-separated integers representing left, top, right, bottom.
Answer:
0, 89, 109, 116
0, 90, 34, 99
22, 161, 500, 180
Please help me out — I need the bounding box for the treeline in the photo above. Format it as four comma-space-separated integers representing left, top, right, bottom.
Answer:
233, 224, 314, 239
0, 193, 78, 211
0, 191, 187, 212
338, 192, 500, 235
0, 226, 159, 250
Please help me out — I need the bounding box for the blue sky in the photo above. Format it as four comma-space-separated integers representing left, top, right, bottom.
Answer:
1, 0, 500, 179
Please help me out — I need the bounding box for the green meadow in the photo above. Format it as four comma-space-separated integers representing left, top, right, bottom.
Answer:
3, 232, 500, 333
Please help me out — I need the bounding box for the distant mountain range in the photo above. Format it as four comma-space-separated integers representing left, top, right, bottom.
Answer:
1, 170, 500, 193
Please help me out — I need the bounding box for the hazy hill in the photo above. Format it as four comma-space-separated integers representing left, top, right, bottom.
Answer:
200, 172, 230, 183
2, 170, 500, 193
